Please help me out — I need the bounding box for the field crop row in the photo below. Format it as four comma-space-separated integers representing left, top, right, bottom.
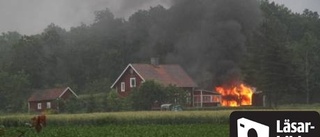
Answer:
4, 124, 229, 137
1, 109, 320, 136
0, 111, 232, 127
2, 108, 320, 127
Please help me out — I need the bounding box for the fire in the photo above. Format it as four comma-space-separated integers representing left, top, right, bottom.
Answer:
215, 83, 253, 107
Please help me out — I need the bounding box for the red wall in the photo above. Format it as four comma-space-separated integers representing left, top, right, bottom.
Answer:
29, 100, 58, 113
115, 66, 143, 97
60, 90, 73, 100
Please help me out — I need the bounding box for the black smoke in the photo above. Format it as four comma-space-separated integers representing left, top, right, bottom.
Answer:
137, 0, 262, 88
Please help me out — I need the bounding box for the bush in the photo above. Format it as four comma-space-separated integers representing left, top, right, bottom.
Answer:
129, 81, 166, 110
164, 85, 189, 106
107, 90, 130, 111
62, 97, 86, 113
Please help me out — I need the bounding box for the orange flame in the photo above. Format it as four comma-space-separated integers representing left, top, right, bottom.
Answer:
215, 83, 253, 107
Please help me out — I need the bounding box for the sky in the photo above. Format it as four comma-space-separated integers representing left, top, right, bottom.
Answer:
0, 0, 318, 35
0, 0, 171, 35
271, 0, 320, 13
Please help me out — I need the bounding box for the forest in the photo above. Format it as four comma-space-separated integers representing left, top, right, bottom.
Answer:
0, 0, 320, 113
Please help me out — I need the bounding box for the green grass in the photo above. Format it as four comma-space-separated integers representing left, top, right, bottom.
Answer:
1, 108, 320, 136
0, 111, 232, 127
0, 110, 232, 137
4, 124, 229, 137
1, 109, 320, 127
277, 103, 320, 109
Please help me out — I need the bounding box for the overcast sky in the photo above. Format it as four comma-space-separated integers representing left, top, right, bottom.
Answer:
0, 0, 171, 35
271, 0, 320, 13
0, 0, 318, 35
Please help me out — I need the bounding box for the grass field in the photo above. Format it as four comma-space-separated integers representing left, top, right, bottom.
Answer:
4, 124, 229, 137
0, 110, 232, 127
1, 108, 320, 137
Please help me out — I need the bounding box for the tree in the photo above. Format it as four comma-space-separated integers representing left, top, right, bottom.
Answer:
84, 78, 112, 94
101, 92, 109, 112
164, 85, 188, 106
0, 71, 30, 112
130, 81, 166, 110
244, 1, 299, 107
0, 32, 21, 71
86, 94, 98, 113
107, 90, 126, 111
64, 96, 84, 113
40, 24, 68, 87
10, 36, 44, 88
292, 32, 320, 104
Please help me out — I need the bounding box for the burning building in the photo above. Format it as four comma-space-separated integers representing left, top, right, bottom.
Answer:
215, 83, 253, 107
215, 83, 265, 107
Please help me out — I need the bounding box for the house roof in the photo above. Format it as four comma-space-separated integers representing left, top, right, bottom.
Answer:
28, 87, 77, 102
111, 63, 198, 88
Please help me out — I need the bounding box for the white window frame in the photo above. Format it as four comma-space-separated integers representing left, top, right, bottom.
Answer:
121, 82, 125, 92
37, 103, 42, 110
130, 78, 136, 88
47, 102, 51, 109
202, 95, 212, 103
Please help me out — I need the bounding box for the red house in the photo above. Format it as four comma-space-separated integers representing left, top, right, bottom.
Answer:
27, 87, 78, 113
110, 62, 198, 102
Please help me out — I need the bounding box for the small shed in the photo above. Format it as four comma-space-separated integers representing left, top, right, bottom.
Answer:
27, 87, 78, 113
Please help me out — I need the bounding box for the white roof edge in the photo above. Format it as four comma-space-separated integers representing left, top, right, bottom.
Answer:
131, 64, 146, 82
59, 87, 78, 98
110, 64, 146, 88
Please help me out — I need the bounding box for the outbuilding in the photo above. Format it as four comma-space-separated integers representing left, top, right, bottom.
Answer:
27, 87, 78, 113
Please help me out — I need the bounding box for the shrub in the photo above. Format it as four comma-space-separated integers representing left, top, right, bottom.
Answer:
130, 81, 166, 110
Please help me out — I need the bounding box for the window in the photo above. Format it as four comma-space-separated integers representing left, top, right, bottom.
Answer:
47, 102, 51, 109
121, 82, 125, 92
130, 78, 136, 88
37, 103, 42, 110
202, 96, 212, 103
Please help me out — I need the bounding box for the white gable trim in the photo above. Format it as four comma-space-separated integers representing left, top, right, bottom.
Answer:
59, 87, 78, 98
110, 64, 145, 88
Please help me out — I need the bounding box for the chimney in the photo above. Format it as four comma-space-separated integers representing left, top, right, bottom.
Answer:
150, 57, 159, 66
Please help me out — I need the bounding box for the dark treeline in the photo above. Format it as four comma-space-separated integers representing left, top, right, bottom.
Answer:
0, 0, 320, 112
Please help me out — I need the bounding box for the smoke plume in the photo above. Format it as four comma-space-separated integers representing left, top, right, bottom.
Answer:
143, 0, 262, 88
